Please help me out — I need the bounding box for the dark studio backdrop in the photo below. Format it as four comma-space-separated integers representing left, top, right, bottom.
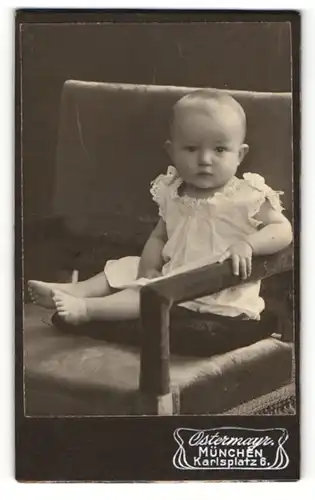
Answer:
20, 21, 292, 284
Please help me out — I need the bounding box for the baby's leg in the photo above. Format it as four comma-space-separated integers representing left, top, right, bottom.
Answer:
28, 272, 111, 309
53, 288, 140, 325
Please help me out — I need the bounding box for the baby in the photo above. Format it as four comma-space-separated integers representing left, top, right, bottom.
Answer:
28, 90, 292, 329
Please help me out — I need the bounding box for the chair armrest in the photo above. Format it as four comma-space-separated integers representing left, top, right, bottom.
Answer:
138, 245, 293, 413
141, 245, 293, 304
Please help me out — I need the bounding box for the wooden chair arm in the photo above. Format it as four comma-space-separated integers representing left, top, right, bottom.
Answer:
141, 245, 293, 304
138, 245, 293, 415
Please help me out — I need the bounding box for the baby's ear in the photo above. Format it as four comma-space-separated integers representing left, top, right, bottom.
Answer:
164, 140, 173, 160
238, 143, 249, 164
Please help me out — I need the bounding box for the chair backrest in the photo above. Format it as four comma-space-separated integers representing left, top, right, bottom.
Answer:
53, 80, 293, 245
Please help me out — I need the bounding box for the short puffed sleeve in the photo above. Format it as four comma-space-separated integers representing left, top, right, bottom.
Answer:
150, 165, 179, 220
243, 172, 284, 227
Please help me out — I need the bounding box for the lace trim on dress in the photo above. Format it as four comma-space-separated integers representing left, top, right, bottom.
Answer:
150, 166, 179, 218
150, 168, 284, 223
168, 176, 240, 208
243, 172, 284, 227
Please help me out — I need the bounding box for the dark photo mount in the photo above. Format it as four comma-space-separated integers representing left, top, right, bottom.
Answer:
15, 10, 300, 482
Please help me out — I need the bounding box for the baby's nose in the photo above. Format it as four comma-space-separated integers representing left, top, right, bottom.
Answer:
198, 150, 213, 165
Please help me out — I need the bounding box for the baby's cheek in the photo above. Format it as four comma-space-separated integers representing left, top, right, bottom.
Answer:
174, 152, 187, 168
178, 158, 194, 175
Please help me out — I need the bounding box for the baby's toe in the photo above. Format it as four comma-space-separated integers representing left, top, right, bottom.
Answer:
57, 310, 68, 317
28, 290, 36, 303
54, 298, 65, 309
52, 290, 64, 302
53, 296, 63, 305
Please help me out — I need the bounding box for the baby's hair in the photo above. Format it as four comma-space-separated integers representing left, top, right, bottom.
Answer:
171, 89, 247, 142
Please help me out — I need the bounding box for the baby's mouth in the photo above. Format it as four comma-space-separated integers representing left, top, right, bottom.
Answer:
197, 172, 213, 177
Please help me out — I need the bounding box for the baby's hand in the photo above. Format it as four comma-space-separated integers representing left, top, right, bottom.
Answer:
218, 241, 253, 280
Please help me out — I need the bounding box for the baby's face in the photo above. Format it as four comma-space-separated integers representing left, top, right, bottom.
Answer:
169, 105, 247, 191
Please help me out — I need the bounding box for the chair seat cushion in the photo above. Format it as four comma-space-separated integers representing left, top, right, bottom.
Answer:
24, 304, 293, 416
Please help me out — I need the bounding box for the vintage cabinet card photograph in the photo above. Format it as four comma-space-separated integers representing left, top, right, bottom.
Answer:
15, 10, 300, 482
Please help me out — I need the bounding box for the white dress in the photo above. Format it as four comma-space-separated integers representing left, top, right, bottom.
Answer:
104, 166, 284, 320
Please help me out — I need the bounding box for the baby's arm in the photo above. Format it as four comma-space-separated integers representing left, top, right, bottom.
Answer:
246, 201, 293, 255
137, 218, 168, 279
219, 201, 292, 279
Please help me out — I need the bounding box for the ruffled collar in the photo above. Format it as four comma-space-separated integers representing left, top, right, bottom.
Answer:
165, 165, 240, 206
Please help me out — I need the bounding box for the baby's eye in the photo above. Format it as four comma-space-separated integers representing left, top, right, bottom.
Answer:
215, 146, 227, 153
185, 146, 198, 153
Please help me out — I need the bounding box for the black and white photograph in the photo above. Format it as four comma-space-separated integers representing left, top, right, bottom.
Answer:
15, 10, 300, 482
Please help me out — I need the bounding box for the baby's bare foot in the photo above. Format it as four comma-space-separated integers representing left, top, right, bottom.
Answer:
53, 290, 89, 325
28, 280, 56, 309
